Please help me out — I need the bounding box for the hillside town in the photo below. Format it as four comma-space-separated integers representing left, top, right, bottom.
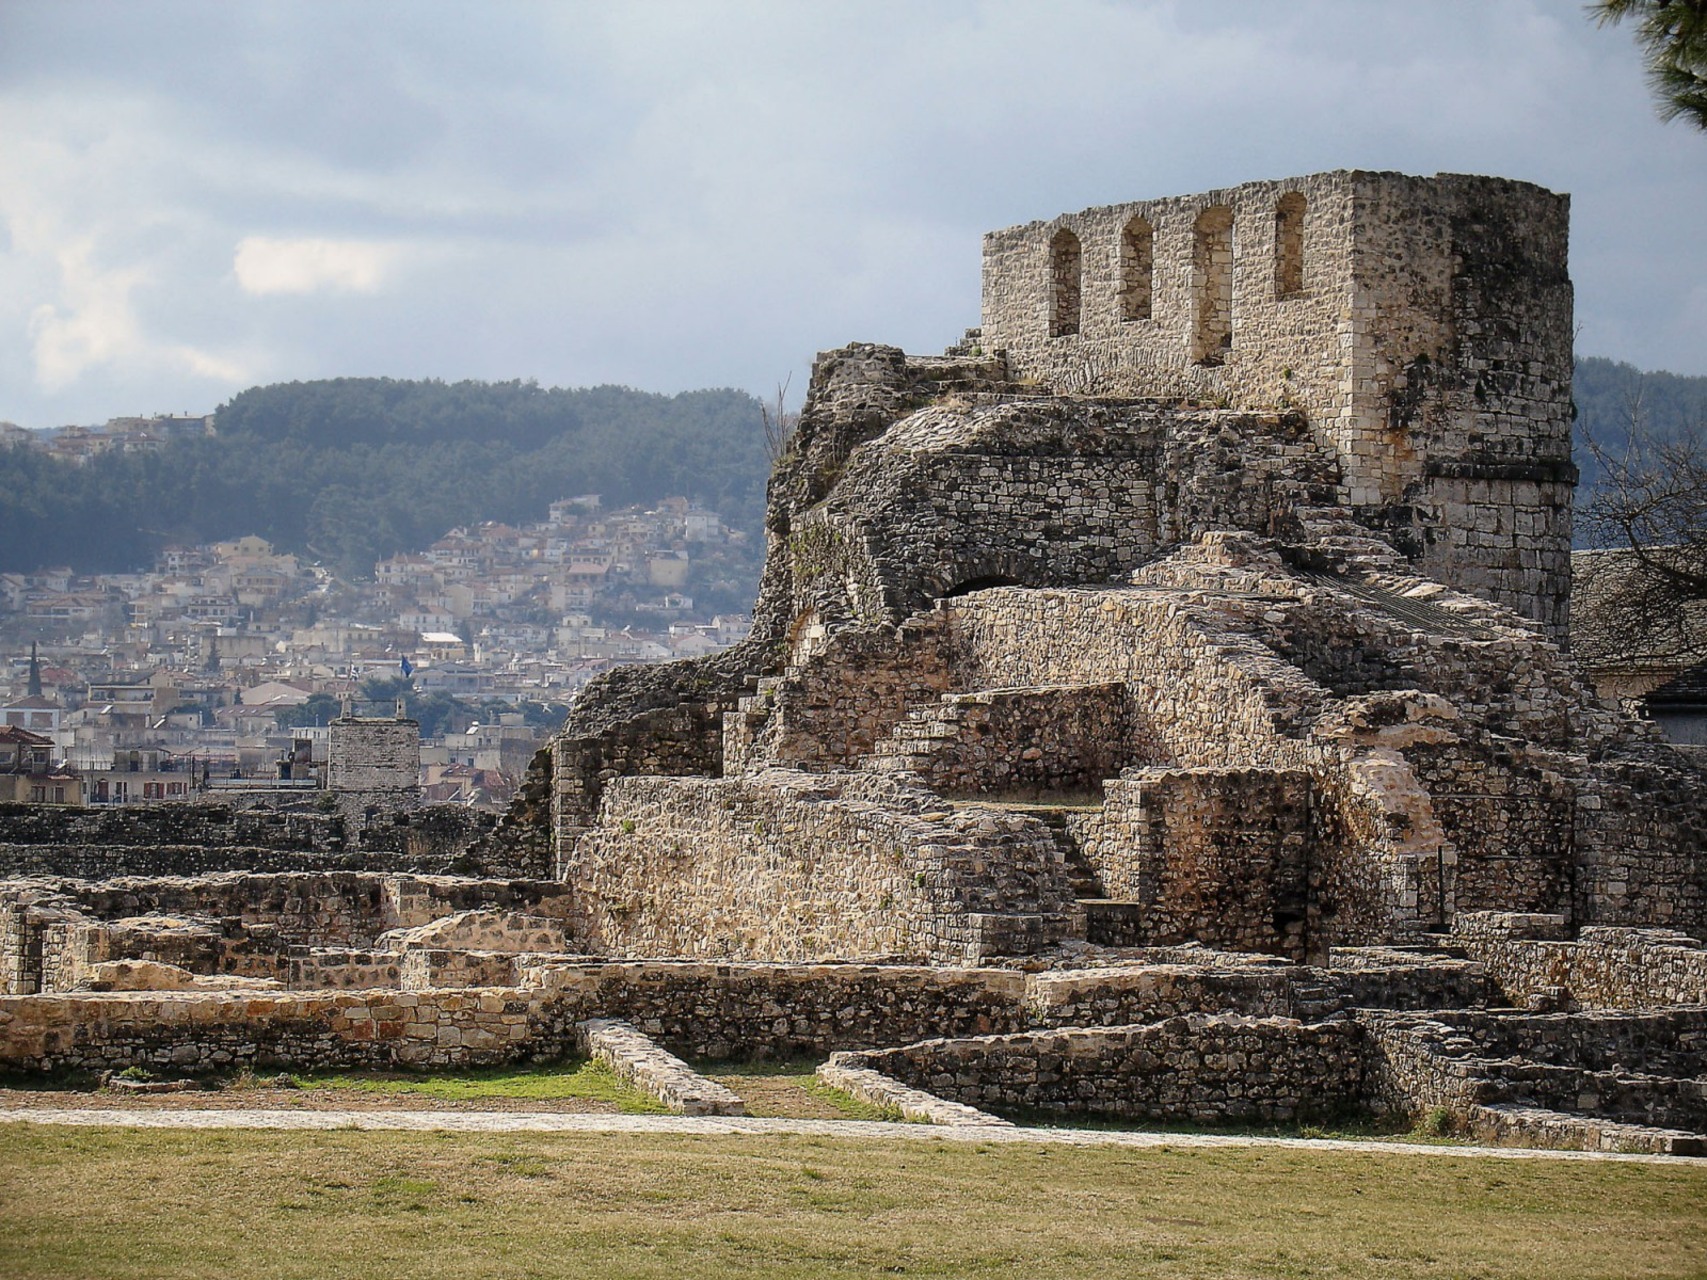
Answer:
0, 467, 758, 810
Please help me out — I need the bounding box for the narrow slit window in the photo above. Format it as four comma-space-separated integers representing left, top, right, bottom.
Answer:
1119, 216, 1153, 321
1050, 228, 1082, 338
1275, 192, 1306, 298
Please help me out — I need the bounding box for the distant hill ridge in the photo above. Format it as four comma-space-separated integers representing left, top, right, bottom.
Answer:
0, 378, 769, 576
0, 362, 1699, 575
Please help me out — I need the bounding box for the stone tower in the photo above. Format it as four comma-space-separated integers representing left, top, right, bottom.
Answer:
980, 170, 1575, 633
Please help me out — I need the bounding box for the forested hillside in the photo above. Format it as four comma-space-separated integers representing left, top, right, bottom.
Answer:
1572, 356, 1707, 505
0, 379, 769, 576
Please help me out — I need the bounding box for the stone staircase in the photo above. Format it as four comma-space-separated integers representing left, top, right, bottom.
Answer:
862, 695, 975, 777
948, 795, 1175, 950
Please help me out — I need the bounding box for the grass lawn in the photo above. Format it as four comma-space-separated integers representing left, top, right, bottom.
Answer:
697, 1058, 908, 1121
0, 1125, 1702, 1279
290, 1059, 668, 1112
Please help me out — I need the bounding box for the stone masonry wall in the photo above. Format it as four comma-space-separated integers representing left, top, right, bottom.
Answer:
1074, 766, 1313, 959
0, 960, 1034, 1074
787, 397, 1334, 628
1573, 753, 1707, 931
552, 700, 734, 853
0, 799, 510, 881
862, 682, 1152, 798
938, 580, 1436, 945
561, 769, 1073, 964
981, 171, 1573, 633
326, 717, 420, 794
0, 872, 572, 995
1452, 912, 1707, 1008
846, 1016, 1366, 1123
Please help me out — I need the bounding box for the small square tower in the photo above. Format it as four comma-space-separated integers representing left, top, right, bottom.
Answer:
982, 171, 1575, 633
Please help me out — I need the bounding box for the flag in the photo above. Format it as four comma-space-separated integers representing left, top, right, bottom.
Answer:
400, 655, 415, 679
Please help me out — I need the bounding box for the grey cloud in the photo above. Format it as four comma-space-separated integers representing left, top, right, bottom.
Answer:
0, 0, 1702, 431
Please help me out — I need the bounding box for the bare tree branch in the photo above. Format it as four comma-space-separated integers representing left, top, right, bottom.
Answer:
760, 375, 798, 463
1576, 375, 1707, 667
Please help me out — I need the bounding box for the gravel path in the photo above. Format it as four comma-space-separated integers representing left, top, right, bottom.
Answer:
2, 1104, 1697, 1165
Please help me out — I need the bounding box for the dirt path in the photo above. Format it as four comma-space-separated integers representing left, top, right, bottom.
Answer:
1, 1103, 1696, 1165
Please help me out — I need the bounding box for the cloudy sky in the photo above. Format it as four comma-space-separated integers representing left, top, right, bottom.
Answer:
0, 0, 1702, 429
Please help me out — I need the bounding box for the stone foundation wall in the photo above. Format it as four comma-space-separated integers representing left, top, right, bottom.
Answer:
0, 986, 557, 1074
561, 770, 1072, 964
1453, 911, 1707, 1008
286, 948, 403, 990
400, 949, 520, 991
0, 873, 572, 995
0, 800, 511, 880
526, 960, 1029, 1060
845, 1016, 1365, 1123
0, 960, 1033, 1074
1026, 954, 1488, 1026
1359, 1006, 1707, 1145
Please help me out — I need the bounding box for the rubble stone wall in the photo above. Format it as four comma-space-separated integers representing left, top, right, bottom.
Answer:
1075, 767, 1313, 958
0, 987, 558, 1074
0, 960, 1034, 1074
1574, 755, 1707, 930
0, 800, 506, 880
326, 717, 420, 794
552, 700, 734, 843
560, 770, 1071, 964
981, 171, 1574, 633
1453, 912, 1707, 1008
845, 1016, 1366, 1122
528, 960, 1029, 1060
0, 873, 572, 995
864, 682, 1152, 797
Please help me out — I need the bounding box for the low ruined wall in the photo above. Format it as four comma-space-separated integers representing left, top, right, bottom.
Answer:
0, 800, 516, 880
529, 959, 1028, 1060
846, 1016, 1365, 1123
0, 873, 572, 995
286, 949, 403, 991
0, 987, 558, 1075
0, 959, 1031, 1074
562, 770, 1071, 964
1028, 963, 1294, 1025
1453, 912, 1707, 1009
1358, 1006, 1707, 1147
0, 803, 335, 852
575, 1018, 747, 1115
1025, 955, 1488, 1027
400, 949, 520, 991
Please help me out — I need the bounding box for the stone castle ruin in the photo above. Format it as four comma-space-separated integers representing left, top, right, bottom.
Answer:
3, 171, 1706, 1153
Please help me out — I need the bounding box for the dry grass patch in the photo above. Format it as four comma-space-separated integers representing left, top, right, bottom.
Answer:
0, 1125, 1703, 1279
699, 1059, 902, 1121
